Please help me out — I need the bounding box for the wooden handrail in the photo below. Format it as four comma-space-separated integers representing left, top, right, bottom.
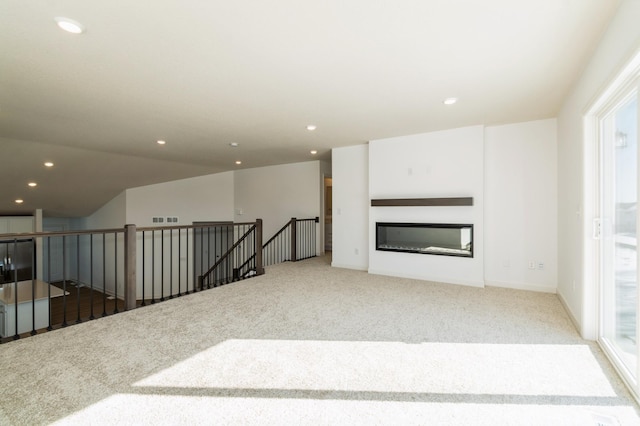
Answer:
262, 218, 294, 247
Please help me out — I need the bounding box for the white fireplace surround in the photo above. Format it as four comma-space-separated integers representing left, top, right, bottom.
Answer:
368, 125, 485, 287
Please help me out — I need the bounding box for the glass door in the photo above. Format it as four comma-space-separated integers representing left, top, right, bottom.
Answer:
599, 86, 639, 384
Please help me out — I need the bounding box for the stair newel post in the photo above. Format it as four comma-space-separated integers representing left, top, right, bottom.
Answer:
124, 224, 137, 311
255, 219, 265, 276
290, 217, 297, 262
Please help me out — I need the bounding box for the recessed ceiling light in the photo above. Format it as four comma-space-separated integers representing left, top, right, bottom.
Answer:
157, 140, 166, 145
54, 17, 85, 34
15, 199, 24, 204
306, 125, 317, 131
28, 182, 37, 187
310, 150, 318, 155
44, 162, 54, 167
443, 97, 458, 105
235, 160, 242, 165
229, 142, 239, 147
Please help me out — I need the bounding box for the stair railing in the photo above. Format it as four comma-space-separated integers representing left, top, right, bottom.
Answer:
235, 217, 319, 276
197, 219, 263, 290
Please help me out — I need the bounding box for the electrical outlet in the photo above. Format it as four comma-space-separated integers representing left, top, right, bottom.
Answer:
528, 261, 535, 269
354, 248, 359, 255
537, 262, 544, 270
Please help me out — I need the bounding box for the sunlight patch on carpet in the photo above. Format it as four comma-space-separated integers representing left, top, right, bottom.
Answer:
52, 394, 635, 425
132, 340, 615, 397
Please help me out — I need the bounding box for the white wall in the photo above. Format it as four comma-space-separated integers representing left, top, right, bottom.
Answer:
234, 161, 323, 252
81, 190, 127, 230
484, 119, 557, 293
126, 172, 235, 226
557, 0, 640, 337
368, 126, 485, 287
332, 122, 559, 292
332, 145, 369, 270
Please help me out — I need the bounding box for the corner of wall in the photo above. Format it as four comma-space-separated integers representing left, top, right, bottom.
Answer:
557, 288, 583, 337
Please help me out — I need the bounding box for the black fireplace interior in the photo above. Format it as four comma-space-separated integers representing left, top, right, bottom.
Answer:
376, 222, 473, 257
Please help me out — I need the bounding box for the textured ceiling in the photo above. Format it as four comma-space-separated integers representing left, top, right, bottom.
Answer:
0, 0, 620, 217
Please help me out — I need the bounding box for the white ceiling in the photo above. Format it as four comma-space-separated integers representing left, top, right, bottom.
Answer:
0, 0, 620, 217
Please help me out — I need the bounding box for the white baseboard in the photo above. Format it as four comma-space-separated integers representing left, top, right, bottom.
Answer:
485, 280, 556, 294
557, 289, 582, 336
368, 268, 484, 288
331, 262, 368, 271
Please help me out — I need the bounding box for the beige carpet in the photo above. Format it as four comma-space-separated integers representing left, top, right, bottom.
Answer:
0, 255, 638, 425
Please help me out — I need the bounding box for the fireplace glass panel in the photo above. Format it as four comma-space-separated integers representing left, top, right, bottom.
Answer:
376, 222, 473, 257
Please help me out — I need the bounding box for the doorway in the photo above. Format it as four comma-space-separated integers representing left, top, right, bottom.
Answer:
324, 177, 332, 251
584, 50, 640, 401
598, 87, 639, 385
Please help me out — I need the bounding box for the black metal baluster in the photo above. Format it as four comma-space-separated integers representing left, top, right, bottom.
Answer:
308, 220, 311, 258
30, 238, 36, 335
151, 230, 155, 304
102, 233, 107, 317
169, 228, 173, 299
62, 235, 68, 327
213, 226, 217, 287
310, 220, 312, 257
178, 228, 181, 296
47, 237, 53, 331
114, 232, 119, 314
234, 226, 238, 281
250, 226, 254, 273
235, 227, 239, 281
244, 226, 248, 278
224, 226, 229, 284
209, 226, 214, 288
76, 234, 82, 323
12, 239, 20, 339
160, 229, 164, 302
186, 228, 191, 294
307, 220, 311, 258
299, 220, 302, 259
141, 231, 146, 306
90, 234, 95, 320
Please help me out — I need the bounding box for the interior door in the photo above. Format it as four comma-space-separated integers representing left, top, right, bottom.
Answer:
599, 83, 639, 385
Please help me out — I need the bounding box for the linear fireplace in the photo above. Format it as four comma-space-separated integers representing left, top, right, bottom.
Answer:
376, 222, 473, 257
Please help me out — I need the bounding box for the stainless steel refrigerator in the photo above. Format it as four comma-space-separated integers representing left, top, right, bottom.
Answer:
0, 238, 34, 283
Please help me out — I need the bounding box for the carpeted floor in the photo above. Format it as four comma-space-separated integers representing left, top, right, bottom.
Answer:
0, 255, 638, 425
